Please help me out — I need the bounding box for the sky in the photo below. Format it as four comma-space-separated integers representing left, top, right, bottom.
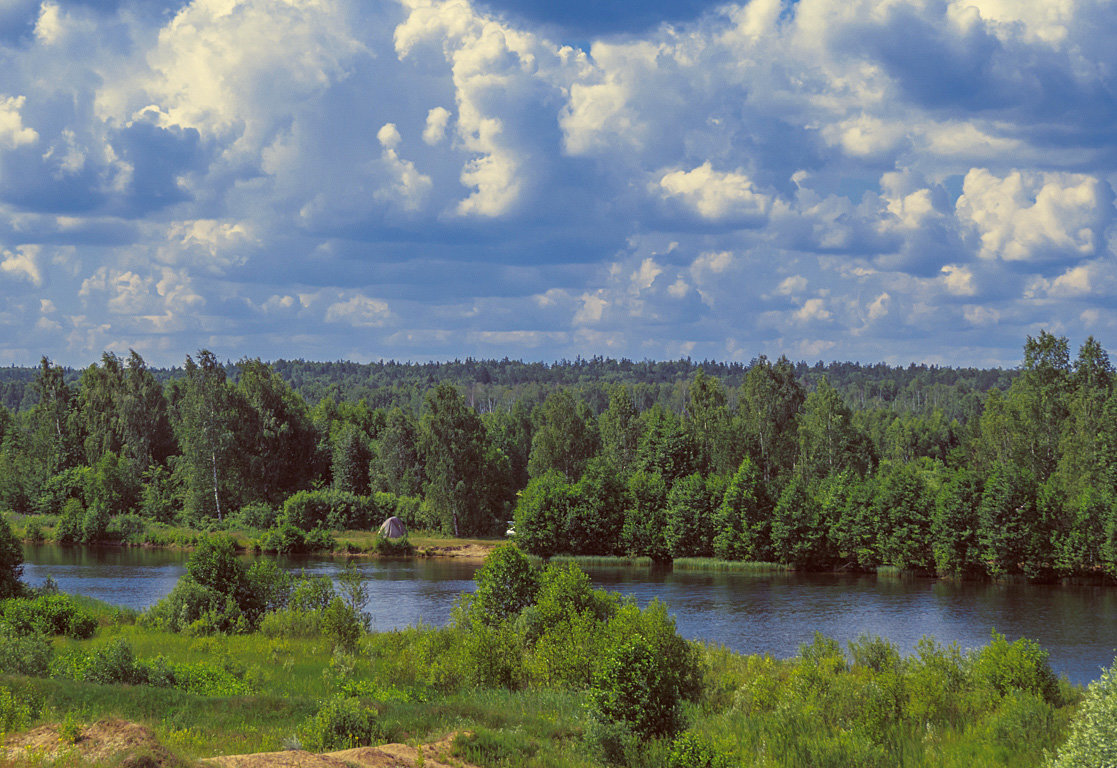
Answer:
1, 0, 1116, 369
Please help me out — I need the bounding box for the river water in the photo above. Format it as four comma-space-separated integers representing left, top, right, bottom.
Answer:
19, 544, 1117, 686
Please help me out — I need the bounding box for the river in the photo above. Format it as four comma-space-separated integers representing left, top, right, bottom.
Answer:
19, 544, 1117, 686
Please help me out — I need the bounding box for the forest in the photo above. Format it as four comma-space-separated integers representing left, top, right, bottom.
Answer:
0, 332, 1113, 580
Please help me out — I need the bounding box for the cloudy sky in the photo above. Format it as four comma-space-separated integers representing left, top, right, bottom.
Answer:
1, 0, 1115, 368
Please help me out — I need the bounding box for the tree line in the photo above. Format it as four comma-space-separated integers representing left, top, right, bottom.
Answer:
0, 334, 1112, 579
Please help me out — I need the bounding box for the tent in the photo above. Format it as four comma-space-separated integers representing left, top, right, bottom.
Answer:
378, 516, 407, 539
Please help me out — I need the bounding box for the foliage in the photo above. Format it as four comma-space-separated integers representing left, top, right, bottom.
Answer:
1047, 658, 1117, 768
0, 629, 53, 676
468, 544, 539, 625
297, 695, 382, 751
0, 516, 24, 598
0, 594, 97, 638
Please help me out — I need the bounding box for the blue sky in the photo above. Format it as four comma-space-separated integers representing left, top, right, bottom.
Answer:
1, 0, 1115, 368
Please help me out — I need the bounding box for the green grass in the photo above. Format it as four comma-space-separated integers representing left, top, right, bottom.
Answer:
671, 558, 791, 573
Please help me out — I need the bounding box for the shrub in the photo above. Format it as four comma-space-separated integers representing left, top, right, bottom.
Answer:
290, 575, 335, 612
668, 731, 730, 768
0, 594, 96, 638
142, 577, 245, 634
373, 535, 413, 556
974, 630, 1059, 703
234, 501, 278, 529
112, 513, 149, 542
259, 608, 323, 639
588, 636, 685, 740
55, 498, 84, 545
0, 630, 52, 676
1048, 659, 1117, 768
321, 597, 362, 650
297, 696, 381, 751
468, 544, 539, 625
281, 489, 376, 531
0, 516, 23, 599
83, 638, 152, 686
0, 685, 32, 732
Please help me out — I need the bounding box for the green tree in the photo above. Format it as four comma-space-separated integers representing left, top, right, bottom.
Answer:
712, 457, 770, 561
514, 470, 573, 558
738, 355, 805, 482
978, 462, 1037, 577
527, 389, 600, 480
797, 377, 874, 481
620, 470, 669, 561
331, 422, 372, 496
771, 474, 836, 568
567, 457, 626, 556
873, 461, 934, 571
176, 350, 244, 522
665, 473, 725, 558
419, 383, 492, 535
0, 517, 24, 598
684, 370, 731, 475
932, 467, 983, 576
635, 405, 696, 487
599, 384, 641, 475
372, 407, 423, 496
238, 359, 322, 503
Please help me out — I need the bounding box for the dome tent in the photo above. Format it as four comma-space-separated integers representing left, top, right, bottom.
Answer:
378, 516, 407, 539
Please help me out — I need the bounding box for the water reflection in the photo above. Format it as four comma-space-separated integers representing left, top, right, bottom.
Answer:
20, 545, 1117, 685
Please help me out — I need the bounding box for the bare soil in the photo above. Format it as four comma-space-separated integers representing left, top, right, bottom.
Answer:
1, 718, 181, 767
1, 722, 478, 768
207, 732, 476, 768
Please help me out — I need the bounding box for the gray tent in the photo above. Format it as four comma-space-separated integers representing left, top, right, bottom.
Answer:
378, 516, 407, 539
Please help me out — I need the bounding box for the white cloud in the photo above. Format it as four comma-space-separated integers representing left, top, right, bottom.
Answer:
34, 1, 63, 44
658, 162, 771, 221
325, 294, 392, 327
778, 275, 808, 295
795, 298, 831, 323
940, 264, 976, 296
631, 257, 662, 291
956, 169, 1112, 263
423, 106, 451, 145
1, 245, 43, 286
0, 96, 38, 149
574, 291, 607, 325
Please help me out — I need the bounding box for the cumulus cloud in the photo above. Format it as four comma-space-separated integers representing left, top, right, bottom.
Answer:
325, 294, 392, 327
3, 0, 1117, 366
956, 169, 1114, 264
658, 163, 771, 222
0, 96, 38, 149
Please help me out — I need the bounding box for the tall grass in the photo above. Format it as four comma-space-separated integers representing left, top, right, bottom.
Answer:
672, 558, 791, 573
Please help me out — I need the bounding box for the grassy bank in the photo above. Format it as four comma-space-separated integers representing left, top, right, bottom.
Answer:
0, 539, 1102, 768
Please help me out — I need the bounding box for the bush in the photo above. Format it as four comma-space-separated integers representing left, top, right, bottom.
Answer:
0, 684, 32, 732
257, 522, 334, 554
974, 630, 1059, 703
55, 498, 84, 545
1048, 661, 1117, 768
0, 594, 96, 638
234, 501, 278, 529
321, 597, 362, 650
281, 489, 377, 531
83, 638, 155, 686
467, 544, 539, 625
297, 696, 381, 751
373, 535, 413, 556
0, 630, 53, 676
668, 731, 731, 768
588, 636, 685, 740
0, 516, 24, 599
142, 576, 245, 634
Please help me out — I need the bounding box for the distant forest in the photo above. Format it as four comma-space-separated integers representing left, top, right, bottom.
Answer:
8, 336, 1116, 581
0, 354, 1016, 419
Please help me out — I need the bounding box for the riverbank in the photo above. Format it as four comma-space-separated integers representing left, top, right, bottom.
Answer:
0, 569, 1098, 768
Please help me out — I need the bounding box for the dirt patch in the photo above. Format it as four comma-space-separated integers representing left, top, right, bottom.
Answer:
207, 733, 476, 768
415, 543, 494, 561
1, 718, 180, 767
